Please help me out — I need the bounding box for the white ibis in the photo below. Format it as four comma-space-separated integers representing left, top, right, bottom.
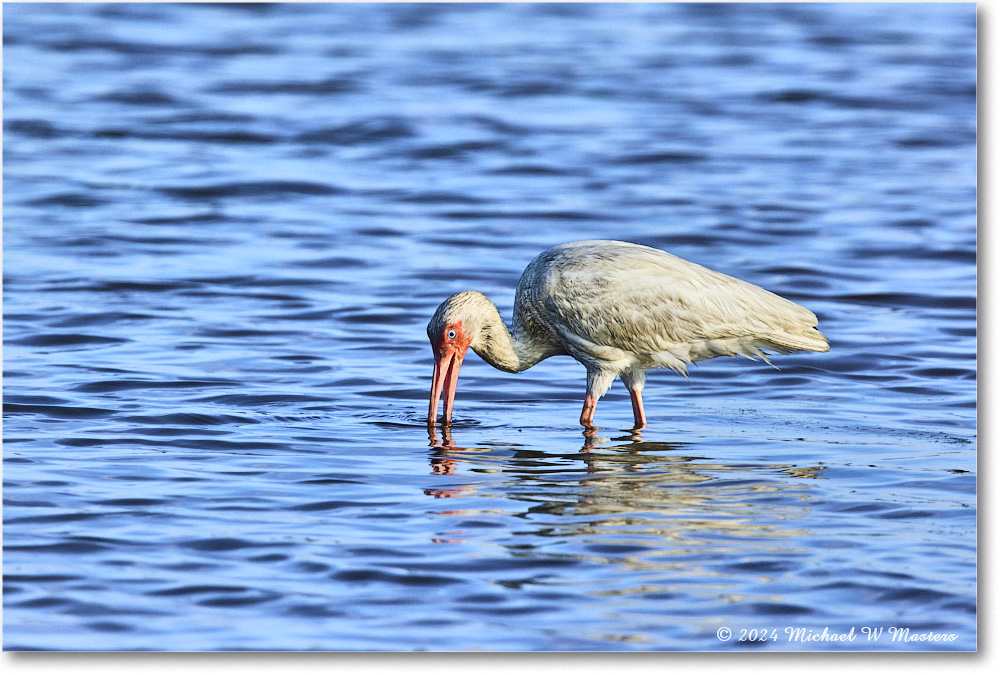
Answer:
427, 240, 828, 429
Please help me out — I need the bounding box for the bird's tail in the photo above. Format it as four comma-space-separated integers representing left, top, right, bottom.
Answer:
761, 326, 830, 354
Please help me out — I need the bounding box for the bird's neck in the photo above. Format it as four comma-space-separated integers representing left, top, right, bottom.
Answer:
469, 302, 554, 374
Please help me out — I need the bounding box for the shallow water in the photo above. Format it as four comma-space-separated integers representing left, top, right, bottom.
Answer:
3, 2, 976, 651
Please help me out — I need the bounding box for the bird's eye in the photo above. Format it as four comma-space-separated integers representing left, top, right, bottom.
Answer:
447, 330, 457, 339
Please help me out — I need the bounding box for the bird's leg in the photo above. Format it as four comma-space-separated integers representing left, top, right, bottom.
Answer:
579, 394, 597, 428
621, 369, 648, 431
628, 387, 647, 430
581, 370, 615, 428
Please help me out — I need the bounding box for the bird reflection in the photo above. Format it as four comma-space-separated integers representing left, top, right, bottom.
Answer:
430, 423, 646, 456
582, 425, 644, 448
427, 423, 700, 487
422, 428, 828, 598
423, 424, 827, 526
427, 423, 456, 450
427, 424, 460, 478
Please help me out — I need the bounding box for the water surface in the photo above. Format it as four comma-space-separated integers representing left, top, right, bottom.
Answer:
3, 2, 976, 651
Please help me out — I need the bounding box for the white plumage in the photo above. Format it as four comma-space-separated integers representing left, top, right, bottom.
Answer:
427, 240, 828, 429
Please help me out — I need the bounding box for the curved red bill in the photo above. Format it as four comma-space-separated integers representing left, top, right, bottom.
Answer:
428, 350, 464, 425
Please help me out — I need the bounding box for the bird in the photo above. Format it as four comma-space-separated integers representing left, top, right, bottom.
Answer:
427, 240, 828, 429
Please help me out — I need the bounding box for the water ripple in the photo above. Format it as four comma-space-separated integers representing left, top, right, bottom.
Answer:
2, 0, 976, 652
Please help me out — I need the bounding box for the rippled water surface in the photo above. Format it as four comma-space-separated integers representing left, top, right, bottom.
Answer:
3, 3, 976, 651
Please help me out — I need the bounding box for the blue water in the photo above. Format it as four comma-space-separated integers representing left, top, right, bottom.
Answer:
3, 2, 976, 651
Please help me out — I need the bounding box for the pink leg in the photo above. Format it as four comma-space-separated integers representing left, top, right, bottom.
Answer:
629, 387, 646, 430
580, 394, 597, 428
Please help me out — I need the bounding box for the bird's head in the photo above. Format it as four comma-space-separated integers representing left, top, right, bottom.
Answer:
426, 291, 491, 425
